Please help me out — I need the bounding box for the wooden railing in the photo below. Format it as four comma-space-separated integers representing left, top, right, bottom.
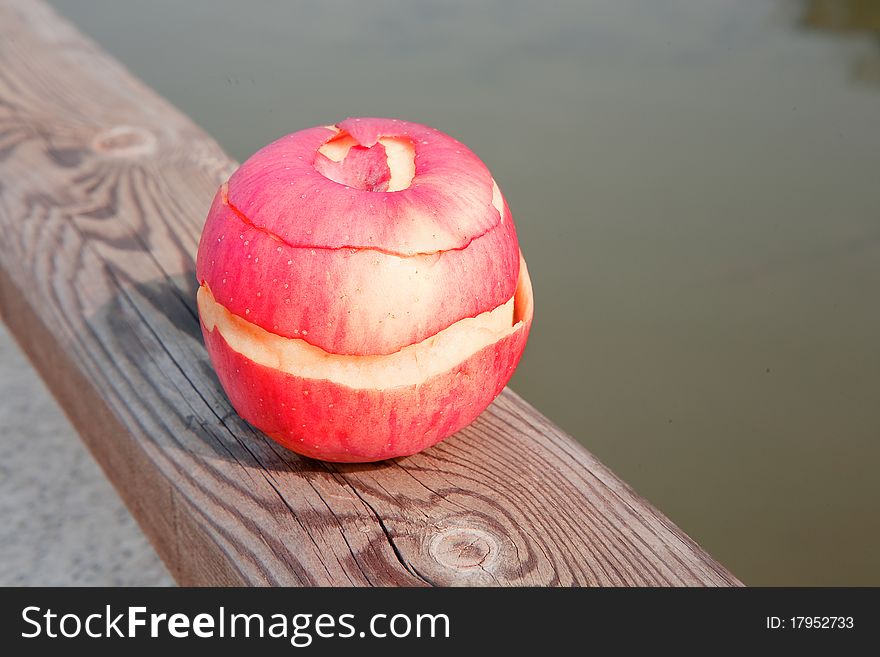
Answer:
0, 0, 740, 586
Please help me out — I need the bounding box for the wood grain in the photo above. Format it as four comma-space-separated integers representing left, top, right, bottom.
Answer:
0, 0, 740, 586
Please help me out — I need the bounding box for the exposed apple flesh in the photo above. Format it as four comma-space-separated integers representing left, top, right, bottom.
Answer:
198, 285, 515, 390
196, 117, 533, 461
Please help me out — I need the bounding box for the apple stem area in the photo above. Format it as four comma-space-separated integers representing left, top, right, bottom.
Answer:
316, 131, 415, 193
0, 0, 740, 586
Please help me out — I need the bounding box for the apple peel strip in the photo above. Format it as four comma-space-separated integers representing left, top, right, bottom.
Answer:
198, 256, 533, 391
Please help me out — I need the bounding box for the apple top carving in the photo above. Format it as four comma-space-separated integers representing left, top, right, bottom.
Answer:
227, 117, 502, 252
197, 117, 521, 357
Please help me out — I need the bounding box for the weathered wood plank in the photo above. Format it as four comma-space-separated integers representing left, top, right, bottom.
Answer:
0, 0, 740, 586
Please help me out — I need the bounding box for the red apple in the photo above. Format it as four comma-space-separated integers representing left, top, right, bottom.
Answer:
196, 117, 533, 462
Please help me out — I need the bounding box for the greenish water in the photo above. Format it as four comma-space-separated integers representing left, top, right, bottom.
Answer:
50, 0, 880, 585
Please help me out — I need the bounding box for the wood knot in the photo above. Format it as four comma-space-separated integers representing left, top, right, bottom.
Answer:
429, 527, 498, 572
91, 126, 156, 157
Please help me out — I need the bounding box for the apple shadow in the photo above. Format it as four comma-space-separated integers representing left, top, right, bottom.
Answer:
89, 269, 403, 480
